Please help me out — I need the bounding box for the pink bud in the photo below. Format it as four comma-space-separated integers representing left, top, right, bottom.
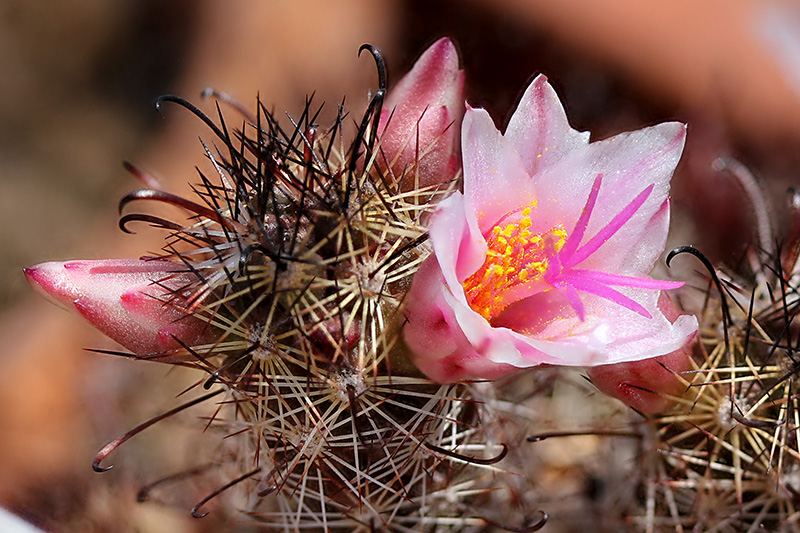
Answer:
379, 37, 465, 190
24, 259, 212, 358
587, 293, 696, 414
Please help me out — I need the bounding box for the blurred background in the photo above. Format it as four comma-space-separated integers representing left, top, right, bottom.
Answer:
2, 0, 800, 530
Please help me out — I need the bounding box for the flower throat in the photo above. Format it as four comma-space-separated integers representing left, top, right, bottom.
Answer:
463, 202, 566, 321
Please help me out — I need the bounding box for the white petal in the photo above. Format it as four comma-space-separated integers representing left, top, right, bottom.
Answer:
461, 107, 534, 230
530, 122, 686, 273
505, 74, 590, 174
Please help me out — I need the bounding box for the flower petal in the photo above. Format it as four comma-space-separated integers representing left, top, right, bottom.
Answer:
545, 291, 695, 366
379, 37, 465, 190
530, 122, 686, 273
461, 106, 534, 230
403, 259, 515, 382
24, 259, 212, 357
384, 38, 463, 113
505, 74, 590, 174
429, 192, 487, 287
486, 283, 696, 369
588, 293, 696, 414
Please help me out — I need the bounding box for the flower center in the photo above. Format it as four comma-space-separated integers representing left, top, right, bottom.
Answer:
462, 202, 567, 321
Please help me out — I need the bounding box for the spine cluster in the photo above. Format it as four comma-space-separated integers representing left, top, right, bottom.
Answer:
114, 61, 538, 531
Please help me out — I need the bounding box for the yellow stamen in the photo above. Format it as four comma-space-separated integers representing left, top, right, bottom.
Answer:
463, 201, 567, 321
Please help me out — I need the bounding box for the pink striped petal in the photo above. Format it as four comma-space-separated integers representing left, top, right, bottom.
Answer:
24, 259, 212, 357
379, 38, 465, 190
505, 74, 590, 174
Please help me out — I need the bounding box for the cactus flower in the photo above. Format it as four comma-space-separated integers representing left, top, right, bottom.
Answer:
378, 37, 465, 190
404, 75, 698, 383
24, 259, 212, 358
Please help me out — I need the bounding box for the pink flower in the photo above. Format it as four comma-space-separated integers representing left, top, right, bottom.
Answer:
24, 259, 212, 359
378, 37, 465, 190
587, 293, 695, 414
404, 75, 698, 383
